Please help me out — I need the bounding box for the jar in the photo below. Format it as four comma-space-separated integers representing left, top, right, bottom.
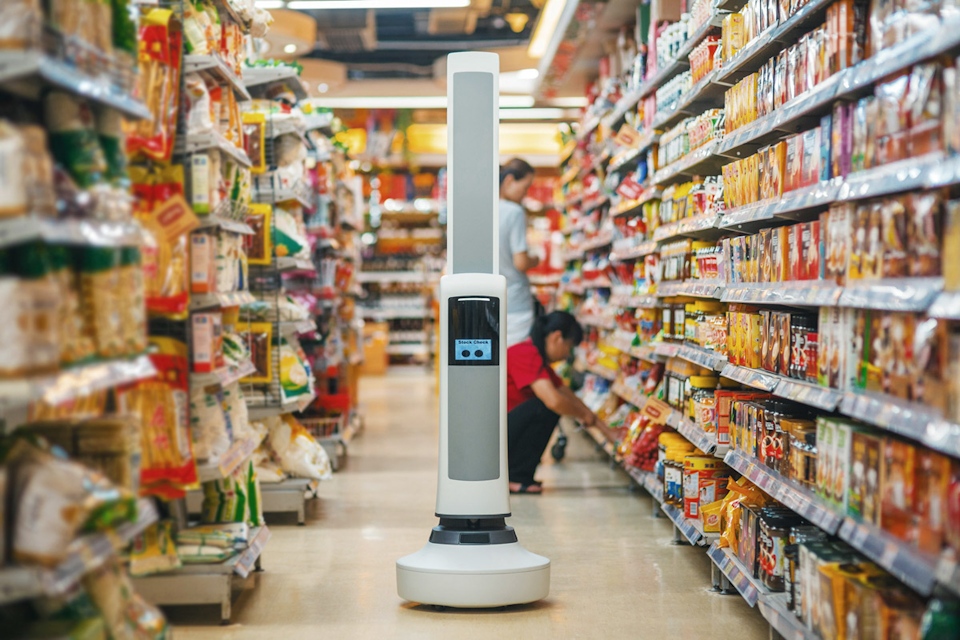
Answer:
693, 386, 717, 435
683, 453, 728, 519
686, 375, 718, 421
788, 423, 817, 488
664, 443, 693, 506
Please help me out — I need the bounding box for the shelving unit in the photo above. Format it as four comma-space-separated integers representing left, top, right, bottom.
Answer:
559, 0, 960, 633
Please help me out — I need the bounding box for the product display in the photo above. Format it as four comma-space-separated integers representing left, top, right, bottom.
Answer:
562, 0, 960, 636
0, 0, 361, 631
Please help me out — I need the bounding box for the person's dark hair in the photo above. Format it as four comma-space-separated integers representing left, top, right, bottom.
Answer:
529, 311, 583, 367
499, 157, 535, 186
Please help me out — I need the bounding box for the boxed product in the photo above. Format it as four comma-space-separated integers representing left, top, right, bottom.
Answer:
800, 127, 821, 188
830, 420, 860, 512
915, 449, 951, 555
907, 190, 942, 277
849, 431, 883, 524
190, 233, 216, 294
191, 312, 223, 373
785, 134, 803, 193
881, 438, 917, 542
816, 416, 837, 503
824, 204, 852, 285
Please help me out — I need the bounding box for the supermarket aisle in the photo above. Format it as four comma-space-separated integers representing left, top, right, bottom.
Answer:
170, 369, 767, 639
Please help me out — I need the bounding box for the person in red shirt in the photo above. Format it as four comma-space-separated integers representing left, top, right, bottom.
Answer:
507, 311, 614, 494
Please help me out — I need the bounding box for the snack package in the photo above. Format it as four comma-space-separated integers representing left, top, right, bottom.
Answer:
241, 321, 273, 382
129, 8, 182, 162
907, 190, 943, 277
201, 473, 248, 524
915, 449, 951, 555
45, 92, 107, 189
6, 439, 136, 566
117, 336, 198, 499
279, 341, 312, 403
267, 414, 332, 481
189, 383, 231, 463
130, 520, 182, 576
84, 558, 170, 639
0, 0, 41, 49
881, 437, 917, 542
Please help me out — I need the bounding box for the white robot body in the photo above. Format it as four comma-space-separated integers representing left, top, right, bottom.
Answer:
395, 51, 550, 609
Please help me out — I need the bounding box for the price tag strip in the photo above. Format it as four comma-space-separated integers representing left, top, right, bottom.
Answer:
707, 542, 766, 607
837, 519, 937, 596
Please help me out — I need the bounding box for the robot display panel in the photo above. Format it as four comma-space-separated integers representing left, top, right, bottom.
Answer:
448, 297, 500, 366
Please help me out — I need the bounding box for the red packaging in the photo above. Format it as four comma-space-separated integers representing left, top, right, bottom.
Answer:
790, 223, 804, 281
804, 218, 822, 280
801, 127, 821, 188
881, 438, 917, 543
947, 459, 960, 554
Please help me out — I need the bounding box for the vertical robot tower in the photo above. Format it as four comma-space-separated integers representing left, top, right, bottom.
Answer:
395, 52, 551, 608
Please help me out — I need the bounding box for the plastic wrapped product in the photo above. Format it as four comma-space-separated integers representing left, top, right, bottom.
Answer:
44, 92, 107, 189
222, 381, 255, 443
6, 439, 136, 567
0, 0, 40, 49
272, 207, 309, 258
130, 520, 182, 576
201, 473, 248, 524
83, 558, 170, 639
130, 9, 182, 162
176, 522, 249, 548
244, 203, 272, 264
0, 121, 28, 217
118, 336, 198, 499
189, 383, 231, 463
96, 107, 128, 187
240, 322, 273, 382
268, 414, 332, 481
0, 245, 61, 376
279, 342, 312, 403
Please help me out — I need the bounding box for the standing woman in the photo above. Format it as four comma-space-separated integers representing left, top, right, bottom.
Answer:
506, 312, 615, 494
498, 158, 540, 346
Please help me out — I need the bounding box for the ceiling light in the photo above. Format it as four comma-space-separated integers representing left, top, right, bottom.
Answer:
516, 68, 540, 80
317, 83, 329, 93
314, 95, 535, 109
285, 0, 469, 9
284, 44, 298, 54
255, 1, 284, 7
528, 0, 569, 59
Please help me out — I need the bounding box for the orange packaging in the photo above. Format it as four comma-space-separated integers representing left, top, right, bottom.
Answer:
880, 438, 917, 543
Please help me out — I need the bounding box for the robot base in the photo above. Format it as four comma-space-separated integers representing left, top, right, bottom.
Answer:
396, 541, 550, 608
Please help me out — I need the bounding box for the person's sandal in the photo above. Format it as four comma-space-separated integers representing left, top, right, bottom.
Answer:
509, 482, 543, 494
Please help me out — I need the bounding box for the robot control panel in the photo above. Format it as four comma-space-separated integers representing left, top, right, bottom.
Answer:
448, 296, 499, 366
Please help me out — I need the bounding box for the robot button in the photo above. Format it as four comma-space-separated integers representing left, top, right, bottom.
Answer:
461, 350, 470, 358
474, 350, 483, 357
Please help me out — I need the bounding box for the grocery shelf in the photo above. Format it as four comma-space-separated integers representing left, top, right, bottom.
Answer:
576, 115, 602, 142
653, 67, 728, 132
212, 0, 251, 30
0, 50, 151, 120
673, 343, 728, 372
657, 280, 724, 299
191, 359, 258, 389
670, 414, 718, 455
609, 292, 658, 308
653, 212, 723, 242
930, 290, 960, 320
629, 344, 661, 362
0, 498, 157, 605
275, 256, 316, 272
189, 290, 257, 310
611, 381, 649, 410
653, 342, 681, 358
661, 502, 714, 546
243, 65, 308, 100
724, 450, 844, 534
718, 70, 845, 159
253, 179, 314, 209
247, 396, 314, 420
652, 140, 724, 186
177, 130, 252, 168
579, 360, 618, 382
721, 282, 843, 307
840, 391, 960, 459
838, 152, 942, 202
837, 277, 943, 312
582, 195, 611, 214
719, 363, 781, 392
133, 525, 271, 624
0, 216, 144, 249
579, 230, 615, 253
716, 0, 835, 86
610, 190, 662, 219
837, 518, 937, 596
0, 354, 156, 409
196, 213, 255, 235
707, 543, 768, 607
607, 135, 657, 173
356, 271, 426, 284
303, 111, 334, 133
582, 278, 614, 289
625, 467, 665, 504
195, 434, 265, 483
183, 54, 251, 101
260, 477, 316, 525
773, 378, 844, 412
279, 319, 317, 336
577, 315, 616, 330
757, 593, 817, 640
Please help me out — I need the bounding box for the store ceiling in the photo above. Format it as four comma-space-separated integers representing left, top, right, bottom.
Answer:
261, 0, 588, 110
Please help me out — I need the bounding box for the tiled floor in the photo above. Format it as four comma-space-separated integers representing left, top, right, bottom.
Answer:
169, 369, 768, 639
